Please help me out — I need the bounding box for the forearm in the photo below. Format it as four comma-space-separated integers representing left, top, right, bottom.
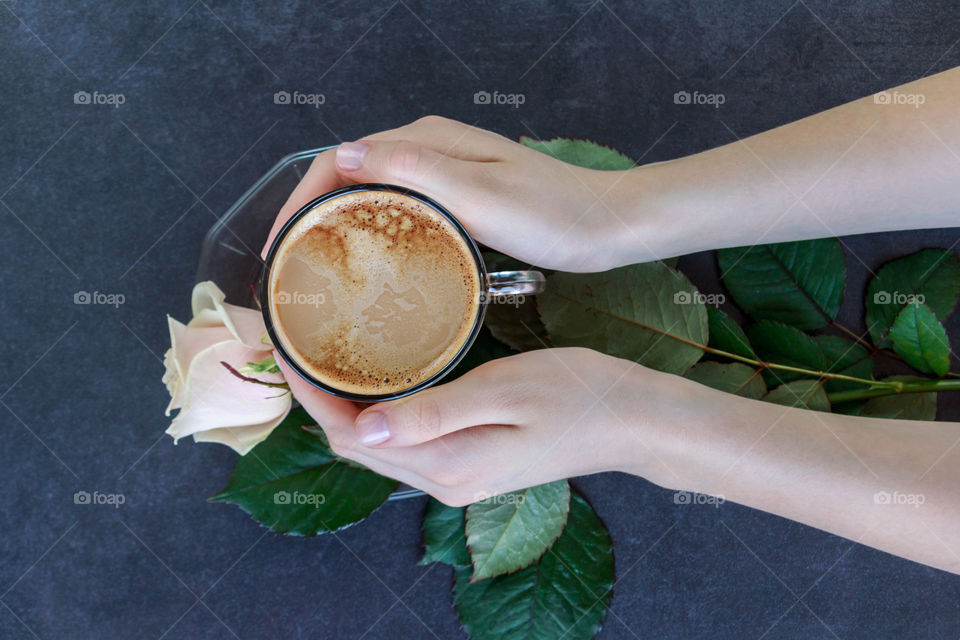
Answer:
637, 378, 960, 574
617, 66, 960, 262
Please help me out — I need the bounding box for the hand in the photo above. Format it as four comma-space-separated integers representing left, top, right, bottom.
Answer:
276, 347, 690, 506
261, 115, 662, 271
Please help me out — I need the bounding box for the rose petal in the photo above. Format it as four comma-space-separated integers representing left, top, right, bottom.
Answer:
191, 412, 288, 455
169, 316, 235, 382
220, 302, 269, 348
187, 308, 228, 328
165, 282, 285, 454
163, 316, 240, 416
162, 347, 182, 416
165, 340, 290, 455
190, 281, 266, 349
191, 281, 228, 317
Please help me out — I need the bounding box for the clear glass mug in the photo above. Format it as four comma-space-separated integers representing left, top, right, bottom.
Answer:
259, 183, 545, 402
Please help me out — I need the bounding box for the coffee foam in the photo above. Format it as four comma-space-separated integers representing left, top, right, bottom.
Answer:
268, 190, 481, 396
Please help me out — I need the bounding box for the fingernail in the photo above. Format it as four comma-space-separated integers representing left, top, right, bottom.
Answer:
336, 141, 369, 170
356, 411, 391, 446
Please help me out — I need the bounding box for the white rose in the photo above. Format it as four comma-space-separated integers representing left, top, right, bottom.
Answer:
163, 281, 291, 455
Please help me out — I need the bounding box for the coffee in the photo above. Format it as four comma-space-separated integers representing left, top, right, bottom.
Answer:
267, 189, 481, 396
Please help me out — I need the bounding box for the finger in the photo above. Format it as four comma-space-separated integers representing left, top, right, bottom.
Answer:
278, 356, 483, 498
278, 351, 523, 506
276, 354, 398, 473
352, 360, 521, 448
363, 116, 508, 162
278, 356, 435, 483
333, 138, 496, 211
347, 424, 524, 506
280, 350, 535, 504
260, 150, 346, 259
261, 117, 508, 260
275, 354, 361, 431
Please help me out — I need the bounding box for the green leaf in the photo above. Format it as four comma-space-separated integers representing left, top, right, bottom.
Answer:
832, 400, 868, 416
420, 499, 471, 567
889, 303, 952, 376
539, 263, 708, 375
520, 137, 635, 170
466, 481, 571, 580
707, 306, 755, 359
485, 301, 550, 352
861, 394, 937, 420
301, 424, 367, 470
684, 362, 766, 399
859, 377, 938, 421
454, 491, 614, 640
865, 248, 960, 346
747, 320, 826, 386
814, 335, 874, 393
210, 408, 398, 535
764, 380, 830, 411
717, 239, 845, 330
238, 355, 280, 375
745, 323, 874, 391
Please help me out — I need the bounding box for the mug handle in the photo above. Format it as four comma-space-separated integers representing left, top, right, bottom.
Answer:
485, 270, 546, 296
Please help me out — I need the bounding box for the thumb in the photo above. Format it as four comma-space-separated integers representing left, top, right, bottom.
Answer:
353, 366, 515, 448
334, 139, 483, 202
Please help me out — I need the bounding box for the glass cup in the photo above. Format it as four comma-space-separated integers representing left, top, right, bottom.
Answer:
259, 183, 545, 402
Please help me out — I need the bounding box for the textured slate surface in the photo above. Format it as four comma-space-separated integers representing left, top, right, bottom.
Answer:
1, 1, 959, 638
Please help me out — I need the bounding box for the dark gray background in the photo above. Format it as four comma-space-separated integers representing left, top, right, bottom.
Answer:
2, 1, 960, 638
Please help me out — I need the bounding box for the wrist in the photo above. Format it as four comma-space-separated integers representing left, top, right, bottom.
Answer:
611, 367, 744, 494
598, 160, 704, 268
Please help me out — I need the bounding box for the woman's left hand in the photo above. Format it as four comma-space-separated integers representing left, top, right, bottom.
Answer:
276, 347, 684, 505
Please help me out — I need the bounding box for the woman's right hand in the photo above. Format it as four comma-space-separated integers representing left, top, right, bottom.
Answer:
261, 116, 667, 271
